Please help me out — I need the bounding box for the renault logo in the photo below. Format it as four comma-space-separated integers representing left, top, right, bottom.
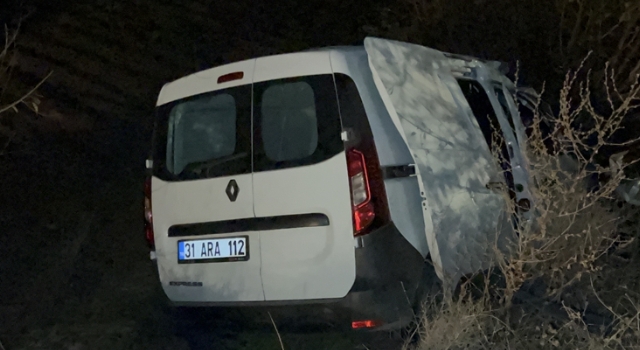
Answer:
226, 180, 239, 202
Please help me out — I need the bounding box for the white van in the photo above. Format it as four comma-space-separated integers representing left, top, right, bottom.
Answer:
143, 37, 535, 330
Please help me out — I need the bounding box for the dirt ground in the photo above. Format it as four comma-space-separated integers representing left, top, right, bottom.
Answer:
0, 132, 407, 349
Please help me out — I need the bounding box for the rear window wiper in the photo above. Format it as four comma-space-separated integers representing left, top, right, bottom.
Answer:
182, 152, 249, 175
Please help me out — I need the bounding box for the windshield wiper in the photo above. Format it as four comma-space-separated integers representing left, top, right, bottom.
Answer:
182, 152, 249, 176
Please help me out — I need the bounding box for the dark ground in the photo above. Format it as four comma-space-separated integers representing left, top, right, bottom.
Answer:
0, 129, 406, 349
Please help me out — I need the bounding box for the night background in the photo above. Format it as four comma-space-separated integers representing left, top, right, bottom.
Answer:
1, 0, 640, 349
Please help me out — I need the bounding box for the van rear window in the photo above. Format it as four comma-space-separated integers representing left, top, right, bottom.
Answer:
152, 85, 252, 181
152, 74, 343, 181
167, 93, 237, 174
253, 74, 343, 172
260, 81, 318, 162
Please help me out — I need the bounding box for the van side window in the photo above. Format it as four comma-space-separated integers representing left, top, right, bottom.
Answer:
457, 80, 506, 155
457, 79, 515, 193
253, 74, 343, 172
493, 87, 516, 132
152, 85, 252, 181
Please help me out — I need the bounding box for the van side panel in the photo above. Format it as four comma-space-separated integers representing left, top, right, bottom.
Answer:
330, 49, 430, 258
330, 51, 413, 167
363, 37, 515, 286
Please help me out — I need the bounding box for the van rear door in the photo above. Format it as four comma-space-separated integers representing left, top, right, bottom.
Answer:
251, 52, 356, 301
151, 60, 265, 303
364, 37, 515, 287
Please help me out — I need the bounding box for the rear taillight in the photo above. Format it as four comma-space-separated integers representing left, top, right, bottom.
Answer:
351, 319, 382, 329
347, 149, 375, 236
144, 177, 154, 248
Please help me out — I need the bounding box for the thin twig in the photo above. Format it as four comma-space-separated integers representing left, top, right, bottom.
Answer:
0, 70, 52, 115
268, 311, 285, 350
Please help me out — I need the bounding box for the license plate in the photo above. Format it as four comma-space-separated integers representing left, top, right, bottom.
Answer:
177, 236, 249, 264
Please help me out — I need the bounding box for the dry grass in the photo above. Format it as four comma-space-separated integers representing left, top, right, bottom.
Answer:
409, 59, 640, 349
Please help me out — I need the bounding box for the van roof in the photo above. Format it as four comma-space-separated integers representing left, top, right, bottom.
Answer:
174, 45, 364, 83
301, 45, 364, 53
156, 39, 513, 107
157, 45, 366, 106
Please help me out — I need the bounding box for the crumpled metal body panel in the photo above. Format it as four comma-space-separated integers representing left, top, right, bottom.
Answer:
364, 37, 515, 288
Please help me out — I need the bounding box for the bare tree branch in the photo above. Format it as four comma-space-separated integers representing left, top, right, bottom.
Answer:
0, 71, 52, 115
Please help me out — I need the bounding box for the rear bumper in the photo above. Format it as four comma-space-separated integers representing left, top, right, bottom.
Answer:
343, 221, 426, 329
169, 222, 425, 330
